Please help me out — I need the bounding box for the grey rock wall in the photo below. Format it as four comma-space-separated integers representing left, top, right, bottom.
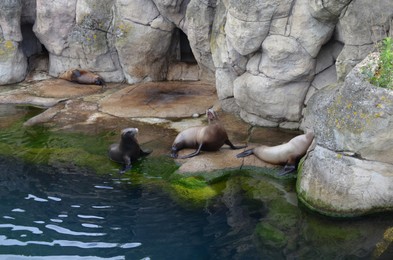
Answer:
1, 0, 393, 128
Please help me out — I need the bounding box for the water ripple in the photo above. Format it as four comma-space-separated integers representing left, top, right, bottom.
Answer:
45, 224, 106, 236
48, 196, 62, 201
12, 208, 25, 213
94, 185, 114, 190
25, 194, 48, 202
77, 214, 105, 220
0, 224, 43, 234
81, 223, 102, 229
0, 234, 141, 250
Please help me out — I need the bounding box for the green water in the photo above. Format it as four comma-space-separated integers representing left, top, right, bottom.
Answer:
0, 104, 393, 259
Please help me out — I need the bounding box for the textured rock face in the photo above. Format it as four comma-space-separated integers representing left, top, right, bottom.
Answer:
1, 0, 393, 129
299, 53, 393, 216
212, 0, 351, 126
0, 0, 27, 84
335, 0, 393, 81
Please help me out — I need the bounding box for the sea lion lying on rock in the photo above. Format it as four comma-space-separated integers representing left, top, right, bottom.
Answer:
236, 132, 314, 176
59, 69, 106, 88
171, 109, 246, 159
108, 128, 152, 173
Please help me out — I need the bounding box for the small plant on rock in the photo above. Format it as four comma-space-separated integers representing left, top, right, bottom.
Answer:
369, 37, 393, 89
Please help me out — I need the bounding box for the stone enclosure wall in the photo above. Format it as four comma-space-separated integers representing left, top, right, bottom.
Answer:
1, 0, 393, 128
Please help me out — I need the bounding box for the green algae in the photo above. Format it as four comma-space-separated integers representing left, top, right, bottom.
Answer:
304, 217, 360, 242
255, 222, 288, 248
169, 181, 226, 209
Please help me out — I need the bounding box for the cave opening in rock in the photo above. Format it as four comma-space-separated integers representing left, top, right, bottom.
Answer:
21, 23, 49, 76
177, 29, 196, 64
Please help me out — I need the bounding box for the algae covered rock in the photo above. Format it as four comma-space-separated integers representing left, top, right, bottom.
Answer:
299, 52, 393, 217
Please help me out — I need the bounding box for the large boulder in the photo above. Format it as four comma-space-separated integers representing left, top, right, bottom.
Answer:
0, 0, 27, 84
299, 53, 393, 216
113, 0, 174, 83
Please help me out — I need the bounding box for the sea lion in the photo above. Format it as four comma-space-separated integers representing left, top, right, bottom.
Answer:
59, 69, 106, 88
108, 128, 152, 173
171, 109, 246, 159
236, 132, 314, 176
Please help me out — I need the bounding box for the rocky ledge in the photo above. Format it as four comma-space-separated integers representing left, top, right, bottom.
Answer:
0, 75, 301, 175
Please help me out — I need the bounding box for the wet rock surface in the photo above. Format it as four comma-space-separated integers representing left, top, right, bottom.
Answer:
0, 77, 300, 174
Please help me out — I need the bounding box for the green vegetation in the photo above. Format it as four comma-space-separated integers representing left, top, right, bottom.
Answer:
368, 37, 393, 89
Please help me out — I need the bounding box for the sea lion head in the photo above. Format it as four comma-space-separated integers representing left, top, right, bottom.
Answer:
206, 108, 219, 123
121, 128, 139, 141
94, 76, 106, 87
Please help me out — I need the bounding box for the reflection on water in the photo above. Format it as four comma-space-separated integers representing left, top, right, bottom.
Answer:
0, 156, 262, 259
1, 104, 393, 259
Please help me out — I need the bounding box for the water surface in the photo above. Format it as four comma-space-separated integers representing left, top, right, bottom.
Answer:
1, 104, 393, 260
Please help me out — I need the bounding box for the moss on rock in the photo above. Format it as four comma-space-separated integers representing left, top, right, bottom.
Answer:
255, 222, 288, 248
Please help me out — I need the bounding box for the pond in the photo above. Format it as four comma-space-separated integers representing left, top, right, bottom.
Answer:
0, 104, 392, 259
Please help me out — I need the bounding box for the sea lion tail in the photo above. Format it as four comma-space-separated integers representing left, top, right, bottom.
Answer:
236, 149, 254, 158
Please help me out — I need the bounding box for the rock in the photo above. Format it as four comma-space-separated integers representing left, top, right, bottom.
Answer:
185, 0, 216, 79
1, 0, 393, 132
335, 0, 393, 79
298, 145, 393, 217
34, 0, 124, 81
99, 81, 218, 118
0, 0, 27, 84
234, 73, 310, 124
304, 53, 393, 164
224, 12, 269, 56
260, 35, 315, 81
299, 52, 393, 216
167, 62, 200, 81
113, 10, 174, 83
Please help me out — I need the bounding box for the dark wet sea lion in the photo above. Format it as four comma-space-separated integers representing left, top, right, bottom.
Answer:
236, 132, 314, 175
108, 128, 152, 173
60, 69, 106, 88
171, 109, 246, 159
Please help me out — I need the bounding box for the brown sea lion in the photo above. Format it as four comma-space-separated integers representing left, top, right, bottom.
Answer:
171, 109, 246, 159
108, 128, 152, 173
236, 132, 314, 176
59, 69, 106, 88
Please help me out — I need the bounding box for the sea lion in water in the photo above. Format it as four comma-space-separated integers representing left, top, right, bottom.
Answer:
59, 69, 106, 88
171, 109, 246, 159
108, 128, 152, 173
236, 132, 314, 176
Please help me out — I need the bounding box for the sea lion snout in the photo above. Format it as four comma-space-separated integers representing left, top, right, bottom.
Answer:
121, 128, 138, 136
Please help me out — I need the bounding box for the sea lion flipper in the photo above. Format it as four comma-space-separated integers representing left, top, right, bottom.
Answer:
119, 164, 132, 174
236, 149, 254, 158
179, 143, 203, 159
277, 164, 297, 177
225, 140, 247, 150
